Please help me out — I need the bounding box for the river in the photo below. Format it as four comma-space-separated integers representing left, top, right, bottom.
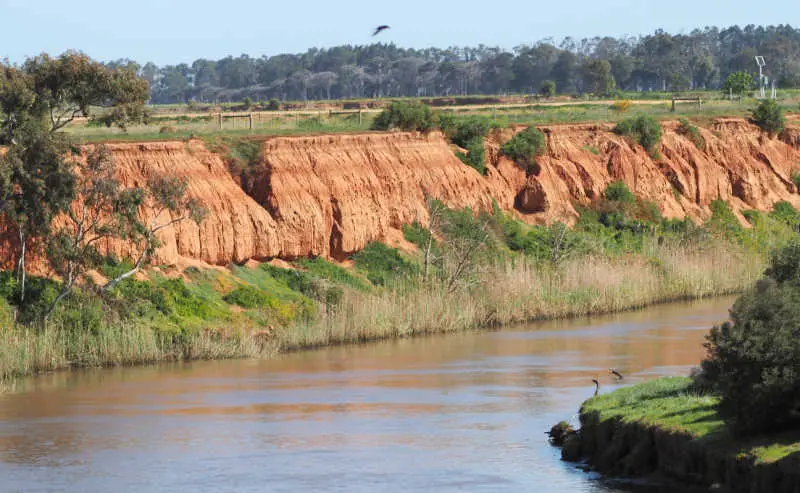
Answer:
0, 296, 734, 492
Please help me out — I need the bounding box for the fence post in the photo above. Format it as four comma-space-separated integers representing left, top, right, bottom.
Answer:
218, 113, 222, 130
248, 113, 253, 130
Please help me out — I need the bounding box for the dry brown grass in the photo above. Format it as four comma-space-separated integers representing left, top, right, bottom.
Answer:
0, 240, 761, 384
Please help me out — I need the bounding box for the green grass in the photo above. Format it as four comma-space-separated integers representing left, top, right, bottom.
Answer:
583, 377, 800, 464
295, 257, 369, 291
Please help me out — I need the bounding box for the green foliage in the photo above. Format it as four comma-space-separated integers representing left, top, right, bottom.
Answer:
701, 240, 800, 435
242, 96, 254, 109
449, 117, 491, 148
371, 101, 435, 132
676, 118, 706, 150
707, 199, 742, 239
267, 99, 281, 111
722, 71, 754, 96
769, 201, 800, 230
352, 242, 417, 286
583, 59, 616, 96
614, 115, 662, 158
539, 80, 556, 98
457, 139, 486, 174
402, 222, 436, 250
501, 126, 546, 175
603, 181, 635, 204
441, 116, 491, 174
224, 285, 271, 309
295, 257, 369, 291
583, 145, 600, 155
502, 219, 588, 265
792, 170, 800, 191
262, 264, 343, 308
750, 99, 786, 136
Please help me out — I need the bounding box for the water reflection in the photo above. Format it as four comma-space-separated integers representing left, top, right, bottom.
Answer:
0, 297, 733, 493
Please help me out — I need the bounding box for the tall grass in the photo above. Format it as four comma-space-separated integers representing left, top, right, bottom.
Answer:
0, 238, 759, 383
274, 239, 760, 351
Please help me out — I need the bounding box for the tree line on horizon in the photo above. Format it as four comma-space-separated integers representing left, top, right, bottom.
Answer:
101, 24, 800, 104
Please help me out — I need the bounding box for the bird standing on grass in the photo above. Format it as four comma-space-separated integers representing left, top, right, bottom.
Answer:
373, 25, 390, 36
591, 376, 600, 397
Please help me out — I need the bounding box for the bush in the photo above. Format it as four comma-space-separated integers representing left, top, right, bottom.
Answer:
792, 170, 800, 191
609, 100, 632, 114
700, 240, 800, 435
352, 242, 417, 286
614, 115, 662, 158
457, 138, 486, 174
450, 117, 491, 148
603, 181, 635, 204
770, 201, 800, 230
371, 101, 435, 132
224, 285, 271, 309
750, 99, 785, 136
707, 199, 742, 239
267, 99, 281, 111
676, 118, 706, 150
501, 126, 546, 175
539, 80, 556, 98
159, 126, 177, 134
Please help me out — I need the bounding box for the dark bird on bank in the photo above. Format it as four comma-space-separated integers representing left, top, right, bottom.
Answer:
372, 25, 390, 36
609, 368, 624, 380
592, 376, 600, 397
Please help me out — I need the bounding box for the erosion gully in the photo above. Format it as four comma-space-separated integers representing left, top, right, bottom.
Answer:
0, 296, 734, 492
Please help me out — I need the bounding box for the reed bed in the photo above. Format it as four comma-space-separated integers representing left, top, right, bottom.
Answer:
0, 240, 762, 384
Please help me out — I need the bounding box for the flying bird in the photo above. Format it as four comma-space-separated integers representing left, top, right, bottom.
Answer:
373, 25, 391, 36
609, 368, 624, 380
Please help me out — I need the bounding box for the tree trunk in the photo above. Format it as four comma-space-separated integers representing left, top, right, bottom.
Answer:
103, 247, 149, 291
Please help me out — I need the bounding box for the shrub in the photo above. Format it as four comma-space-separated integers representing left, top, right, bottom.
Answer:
750, 99, 785, 136
457, 138, 486, 174
676, 118, 706, 150
224, 285, 271, 309
501, 126, 546, 175
159, 125, 177, 134
242, 97, 254, 110
769, 201, 800, 230
352, 242, 417, 286
609, 100, 632, 114
614, 115, 662, 158
792, 170, 800, 191
707, 199, 742, 238
700, 240, 800, 435
603, 181, 635, 204
267, 99, 281, 111
371, 101, 435, 132
450, 117, 491, 148
539, 80, 556, 98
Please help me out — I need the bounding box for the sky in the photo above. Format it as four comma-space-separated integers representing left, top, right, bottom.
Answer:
1, 0, 798, 65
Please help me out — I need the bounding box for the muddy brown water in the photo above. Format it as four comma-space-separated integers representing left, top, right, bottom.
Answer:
0, 297, 734, 492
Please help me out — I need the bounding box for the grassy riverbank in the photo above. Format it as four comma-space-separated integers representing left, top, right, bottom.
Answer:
2, 185, 794, 383
576, 378, 800, 491
584, 377, 800, 464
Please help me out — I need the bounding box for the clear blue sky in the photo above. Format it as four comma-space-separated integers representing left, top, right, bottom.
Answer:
1, 0, 797, 65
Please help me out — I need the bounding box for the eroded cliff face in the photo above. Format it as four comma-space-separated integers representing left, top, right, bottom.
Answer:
4, 118, 800, 269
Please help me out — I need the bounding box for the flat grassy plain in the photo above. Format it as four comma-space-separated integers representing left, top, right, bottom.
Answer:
66, 92, 800, 143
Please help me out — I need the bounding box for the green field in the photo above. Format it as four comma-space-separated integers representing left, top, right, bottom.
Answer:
66, 91, 800, 144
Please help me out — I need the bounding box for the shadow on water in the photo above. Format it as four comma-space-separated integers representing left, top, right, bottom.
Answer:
0, 296, 736, 493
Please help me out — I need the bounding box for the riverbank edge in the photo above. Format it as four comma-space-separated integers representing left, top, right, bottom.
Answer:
563, 381, 800, 493
1, 289, 741, 387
